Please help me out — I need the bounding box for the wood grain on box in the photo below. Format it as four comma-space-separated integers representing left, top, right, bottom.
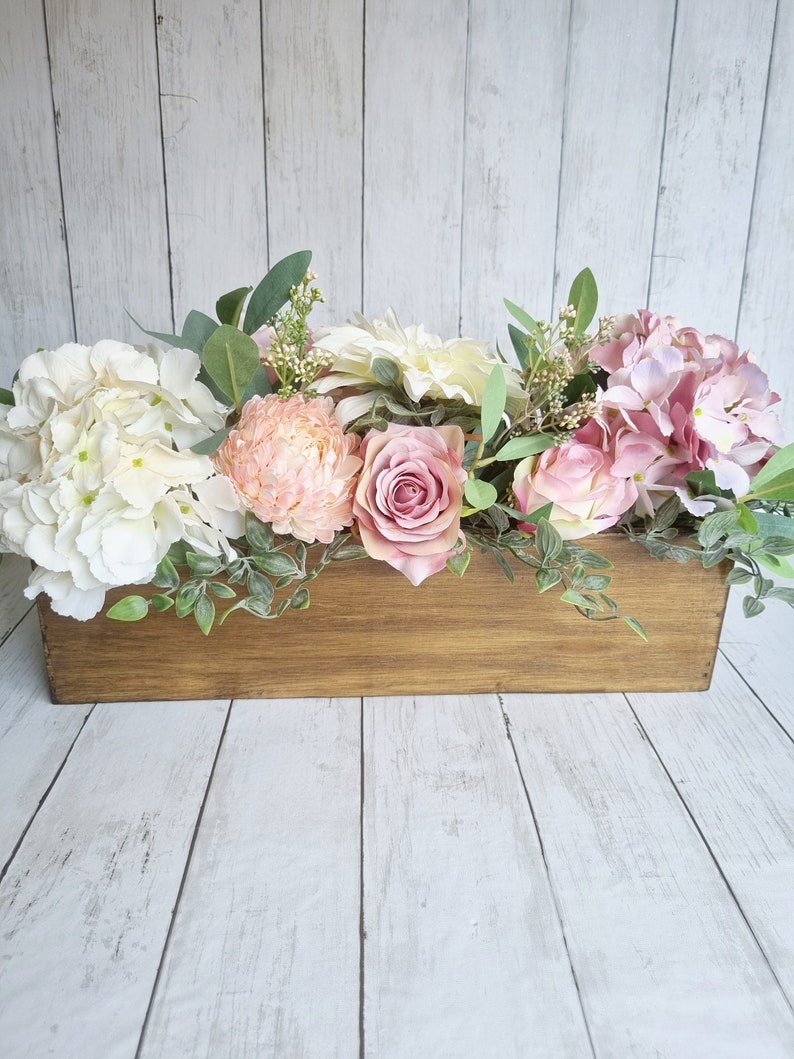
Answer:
37, 534, 729, 703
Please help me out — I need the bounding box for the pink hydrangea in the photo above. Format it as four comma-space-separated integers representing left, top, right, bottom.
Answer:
587, 314, 783, 508
214, 393, 362, 544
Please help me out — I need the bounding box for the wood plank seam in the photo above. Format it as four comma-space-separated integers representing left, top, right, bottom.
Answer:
0, 702, 95, 887
133, 699, 233, 1059
495, 693, 599, 1059
624, 694, 794, 1018
717, 645, 794, 745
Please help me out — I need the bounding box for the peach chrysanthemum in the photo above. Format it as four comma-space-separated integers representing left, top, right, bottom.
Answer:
214, 393, 362, 544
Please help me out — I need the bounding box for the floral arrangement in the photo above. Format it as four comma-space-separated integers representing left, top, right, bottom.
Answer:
1, 250, 793, 638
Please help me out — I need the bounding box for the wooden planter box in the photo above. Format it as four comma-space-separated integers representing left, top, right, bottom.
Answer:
37, 534, 729, 704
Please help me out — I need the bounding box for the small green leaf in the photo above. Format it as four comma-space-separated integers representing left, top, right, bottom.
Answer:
560, 587, 597, 610
253, 551, 300, 577
191, 426, 233, 456
175, 582, 201, 618
759, 536, 794, 556
567, 267, 598, 335
150, 594, 175, 612
745, 442, 794, 500
0, 387, 14, 405
697, 508, 739, 550
767, 586, 794, 605
622, 616, 648, 641
725, 567, 753, 585
735, 503, 759, 535
290, 588, 311, 610
494, 434, 558, 462
245, 514, 274, 552
186, 551, 223, 576
534, 519, 563, 563
651, 494, 681, 533
208, 581, 237, 598
743, 596, 766, 618
194, 592, 215, 635
507, 323, 530, 370
167, 541, 189, 566
216, 285, 253, 327
243, 595, 275, 618
152, 555, 180, 590
480, 365, 507, 444
329, 542, 370, 562
202, 325, 260, 409
247, 571, 275, 600
371, 357, 401, 386
582, 573, 611, 591
464, 478, 499, 511
107, 595, 149, 621
535, 567, 561, 593
504, 298, 541, 335
446, 549, 471, 577
243, 250, 312, 335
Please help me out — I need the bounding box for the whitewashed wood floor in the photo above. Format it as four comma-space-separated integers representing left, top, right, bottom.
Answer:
0, 553, 792, 1059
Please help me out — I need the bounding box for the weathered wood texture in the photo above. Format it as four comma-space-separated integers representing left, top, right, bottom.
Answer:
362, 694, 592, 1057
0, 699, 229, 1057
37, 535, 729, 703
138, 699, 361, 1058
505, 690, 794, 1057
3, 0, 790, 430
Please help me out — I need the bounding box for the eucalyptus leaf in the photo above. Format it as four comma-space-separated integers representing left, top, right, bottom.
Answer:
290, 588, 311, 610
175, 582, 201, 618
241, 364, 273, 404
494, 434, 558, 462
107, 595, 149, 621
202, 325, 260, 408
243, 250, 312, 335
504, 298, 541, 335
167, 541, 189, 566
247, 571, 275, 601
480, 365, 507, 444
208, 581, 238, 598
150, 594, 175, 612
567, 267, 598, 335
124, 309, 181, 349
186, 551, 223, 577
216, 285, 253, 327
181, 310, 219, 356
507, 323, 530, 370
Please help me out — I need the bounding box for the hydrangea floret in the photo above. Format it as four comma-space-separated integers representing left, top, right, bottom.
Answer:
2, 251, 793, 636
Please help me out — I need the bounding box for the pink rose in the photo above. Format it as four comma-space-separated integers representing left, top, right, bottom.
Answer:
353, 423, 467, 585
512, 442, 637, 540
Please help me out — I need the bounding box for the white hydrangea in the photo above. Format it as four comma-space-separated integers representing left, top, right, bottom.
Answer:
0, 339, 244, 620
313, 310, 527, 425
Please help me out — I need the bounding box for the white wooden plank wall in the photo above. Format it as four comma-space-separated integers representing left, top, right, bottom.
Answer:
0, 0, 791, 432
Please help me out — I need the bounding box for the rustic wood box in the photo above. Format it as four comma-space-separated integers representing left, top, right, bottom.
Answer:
37, 534, 729, 703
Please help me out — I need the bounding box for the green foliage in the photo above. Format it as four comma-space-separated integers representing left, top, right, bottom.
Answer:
493, 434, 557, 462
107, 595, 149, 621
202, 325, 260, 409
243, 250, 313, 335
191, 426, 233, 456
216, 286, 253, 328
480, 364, 507, 445
744, 442, 794, 501
0, 387, 14, 405
566, 267, 598, 335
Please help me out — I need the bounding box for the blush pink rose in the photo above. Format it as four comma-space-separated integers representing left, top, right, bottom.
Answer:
512, 442, 637, 540
353, 423, 467, 585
